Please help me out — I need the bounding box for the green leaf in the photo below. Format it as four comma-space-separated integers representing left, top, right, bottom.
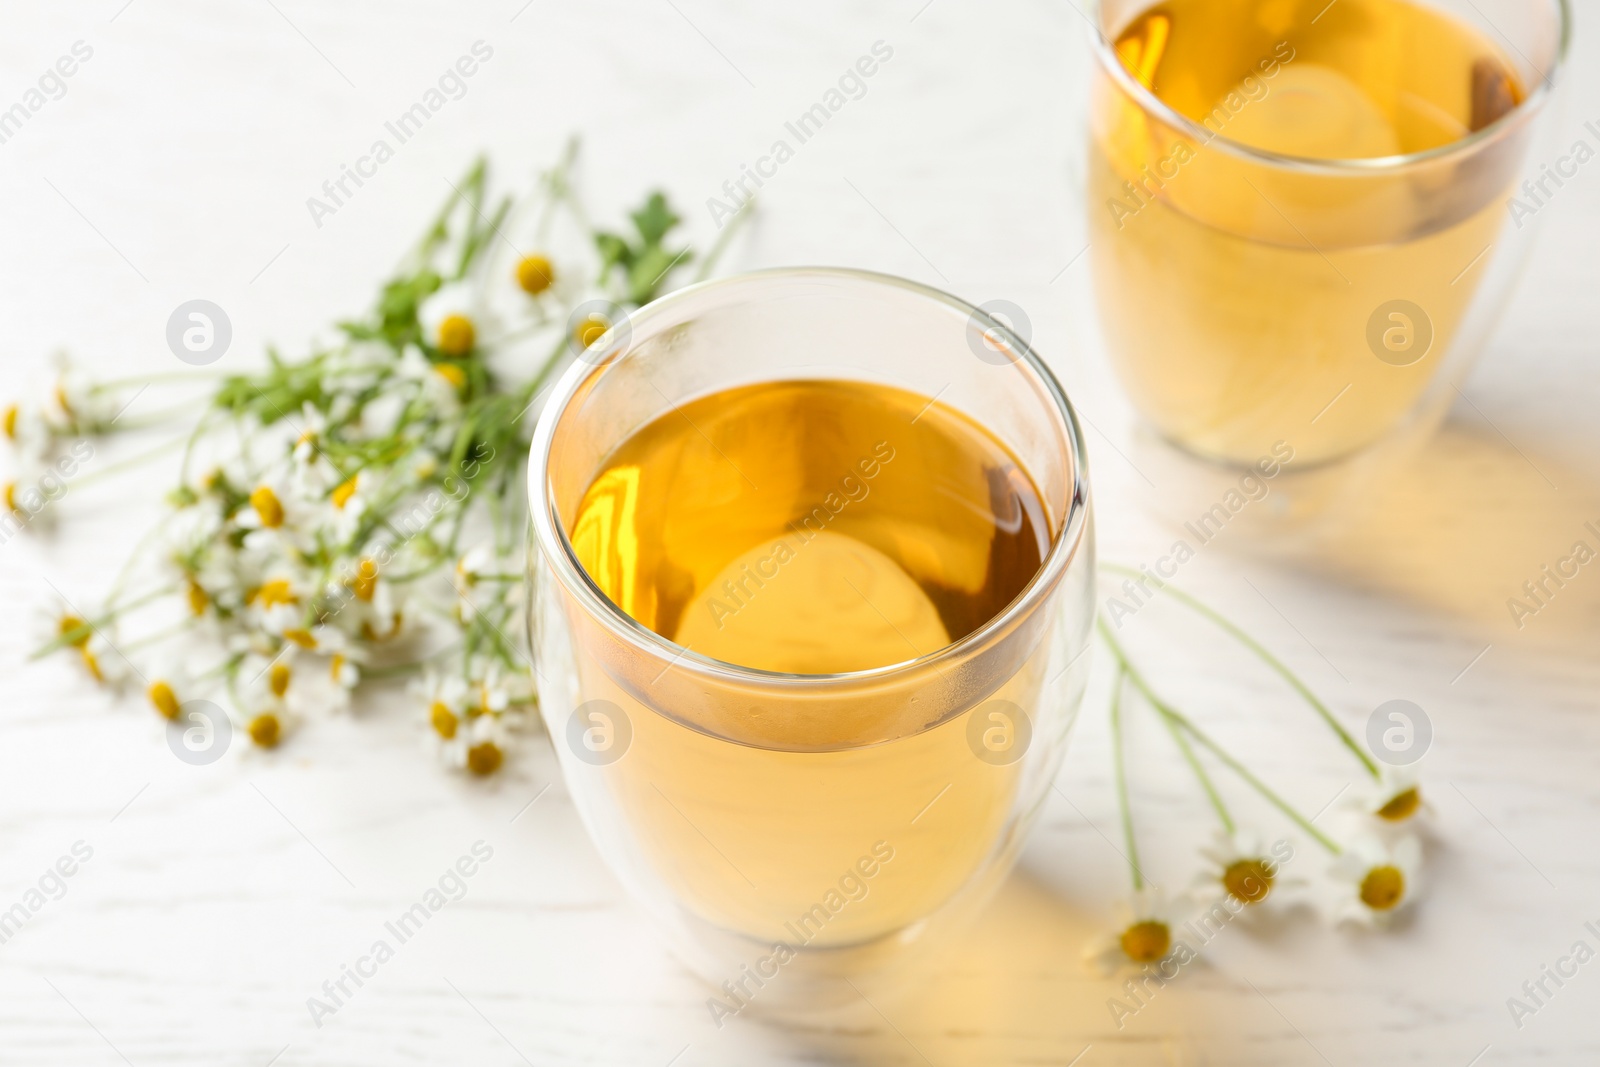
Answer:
630, 192, 680, 247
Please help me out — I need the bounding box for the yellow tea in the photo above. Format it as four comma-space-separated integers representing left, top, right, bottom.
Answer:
563, 378, 1053, 945
1091, 0, 1525, 465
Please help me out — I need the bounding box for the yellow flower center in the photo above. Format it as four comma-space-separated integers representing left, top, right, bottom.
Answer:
574, 314, 611, 350
433, 362, 467, 389
1376, 787, 1422, 821
283, 628, 317, 649
269, 662, 293, 697
55, 382, 73, 416
466, 740, 504, 776
430, 701, 459, 739
436, 314, 476, 357
249, 713, 282, 748
80, 647, 104, 683
2, 404, 17, 439
186, 580, 209, 616
252, 579, 296, 608
148, 681, 181, 720
1359, 864, 1406, 911
516, 254, 555, 295
1120, 919, 1172, 963
353, 558, 379, 602
250, 485, 285, 528
58, 615, 91, 648
4, 482, 19, 513
329, 654, 352, 684
331, 476, 360, 509
1223, 858, 1276, 905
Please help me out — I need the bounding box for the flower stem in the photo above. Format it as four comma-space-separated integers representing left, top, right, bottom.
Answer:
90, 370, 223, 392
71, 434, 189, 489
1098, 618, 1342, 855
1155, 693, 1235, 835
694, 198, 754, 284
118, 619, 198, 654
1099, 562, 1379, 780
1109, 664, 1148, 892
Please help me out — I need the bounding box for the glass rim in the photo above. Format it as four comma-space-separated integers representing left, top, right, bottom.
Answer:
1087, 0, 1574, 174
526, 266, 1092, 690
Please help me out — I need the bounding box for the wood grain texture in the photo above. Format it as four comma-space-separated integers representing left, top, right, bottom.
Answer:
2, 1, 1598, 1063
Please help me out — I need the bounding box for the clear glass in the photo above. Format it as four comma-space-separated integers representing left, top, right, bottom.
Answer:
526, 268, 1095, 1011
1086, 0, 1572, 534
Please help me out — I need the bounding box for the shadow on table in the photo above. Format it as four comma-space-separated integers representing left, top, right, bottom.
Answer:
745, 869, 1235, 1067
1301, 419, 1600, 653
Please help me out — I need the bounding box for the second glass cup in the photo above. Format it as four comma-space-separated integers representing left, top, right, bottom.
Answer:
527, 268, 1094, 1009
1086, 0, 1571, 530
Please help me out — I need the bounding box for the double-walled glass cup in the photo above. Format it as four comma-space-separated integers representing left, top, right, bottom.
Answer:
526, 269, 1094, 1008
1086, 0, 1571, 529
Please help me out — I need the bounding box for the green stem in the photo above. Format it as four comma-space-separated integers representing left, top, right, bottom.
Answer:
693, 197, 754, 283
106, 523, 169, 612
1099, 562, 1379, 780
179, 407, 220, 485
513, 331, 577, 423
118, 619, 198, 654
103, 406, 212, 432
193, 653, 243, 682
1098, 618, 1342, 855
90, 370, 223, 392
1155, 694, 1235, 835
71, 435, 189, 489
1108, 665, 1147, 892
535, 136, 580, 246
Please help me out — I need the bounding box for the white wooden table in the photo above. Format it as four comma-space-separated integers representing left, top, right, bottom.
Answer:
3, 2, 1599, 1063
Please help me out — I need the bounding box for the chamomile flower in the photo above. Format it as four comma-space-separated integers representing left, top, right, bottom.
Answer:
235, 650, 302, 737
43, 353, 120, 434
327, 471, 374, 544
24, 157, 727, 784
477, 660, 535, 717
1346, 765, 1428, 826
419, 281, 495, 360
416, 670, 471, 743
1196, 829, 1303, 908
1328, 834, 1422, 926
1084, 888, 1196, 974
480, 164, 593, 334
2, 400, 50, 462
464, 711, 509, 777
515, 254, 556, 297
236, 476, 317, 553
244, 569, 311, 638
35, 602, 127, 688
334, 555, 403, 642
455, 545, 494, 585
3, 462, 46, 524
246, 702, 289, 749
328, 648, 362, 692
396, 345, 464, 420
143, 660, 193, 722
288, 406, 345, 495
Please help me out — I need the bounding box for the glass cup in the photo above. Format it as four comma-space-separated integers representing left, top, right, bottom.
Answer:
526, 268, 1095, 1011
1085, 0, 1572, 535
